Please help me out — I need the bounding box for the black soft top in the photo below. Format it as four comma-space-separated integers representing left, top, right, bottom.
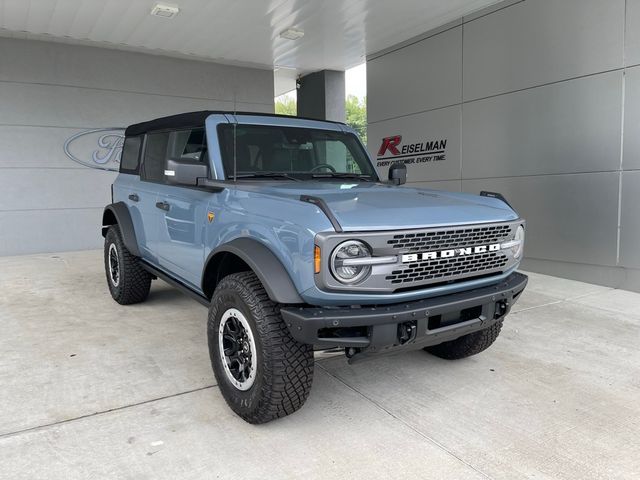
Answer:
124, 110, 346, 137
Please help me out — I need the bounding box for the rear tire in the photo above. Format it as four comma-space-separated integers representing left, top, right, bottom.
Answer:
104, 225, 151, 305
424, 320, 503, 360
207, 272, 314, 424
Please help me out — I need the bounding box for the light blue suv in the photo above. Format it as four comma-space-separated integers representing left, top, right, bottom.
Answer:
102, 111, 528, 423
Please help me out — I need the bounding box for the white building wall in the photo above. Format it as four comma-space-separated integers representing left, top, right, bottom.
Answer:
367, 0, 640, 291
0, 38, 274, 256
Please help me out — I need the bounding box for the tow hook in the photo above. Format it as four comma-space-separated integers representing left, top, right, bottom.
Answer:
346, 347, 362, 359
495, 300, 509, 318
397, 320, 417, 345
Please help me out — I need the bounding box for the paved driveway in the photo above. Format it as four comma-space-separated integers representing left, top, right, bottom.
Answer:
1, 251, 638, 479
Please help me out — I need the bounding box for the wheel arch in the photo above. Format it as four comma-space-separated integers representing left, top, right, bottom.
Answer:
202, 238, 304, 305
102, 202, 141, 257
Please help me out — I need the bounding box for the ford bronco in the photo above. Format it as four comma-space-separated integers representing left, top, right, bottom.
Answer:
102, 111, 527, 424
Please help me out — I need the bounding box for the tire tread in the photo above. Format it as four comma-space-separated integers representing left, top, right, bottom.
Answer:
104, 225, 151, 305
208, 272, 313, 424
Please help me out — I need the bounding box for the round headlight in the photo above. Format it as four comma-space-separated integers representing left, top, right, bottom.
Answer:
330, 240, 372, 284
513, 225, 525, 259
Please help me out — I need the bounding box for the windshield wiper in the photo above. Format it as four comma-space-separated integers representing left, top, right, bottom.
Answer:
311, 173, 373, 182
234, 172, 302, 182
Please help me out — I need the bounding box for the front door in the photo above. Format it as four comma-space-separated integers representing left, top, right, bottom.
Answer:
155, 128, 213, 289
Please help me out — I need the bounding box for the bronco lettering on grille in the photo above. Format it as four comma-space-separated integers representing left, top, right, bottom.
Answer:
401, 244, 501, 263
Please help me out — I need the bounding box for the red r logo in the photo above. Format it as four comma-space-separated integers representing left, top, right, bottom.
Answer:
377, 135, 402, 156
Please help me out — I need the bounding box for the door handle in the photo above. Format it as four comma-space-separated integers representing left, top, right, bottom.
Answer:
128, 194, 139, 202
155, 201, 170, 211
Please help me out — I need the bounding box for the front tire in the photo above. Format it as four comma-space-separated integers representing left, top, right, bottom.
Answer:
104, 225, 151, 305
207, 272, 314, 424
424, 320, 503, 360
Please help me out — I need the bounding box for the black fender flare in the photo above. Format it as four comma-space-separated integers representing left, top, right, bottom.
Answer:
102, 202, 141, 257
204, 238, 304, 304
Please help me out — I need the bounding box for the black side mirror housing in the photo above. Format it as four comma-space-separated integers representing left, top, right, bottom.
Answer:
165, 158, 209, 186
388, 162, 407, 185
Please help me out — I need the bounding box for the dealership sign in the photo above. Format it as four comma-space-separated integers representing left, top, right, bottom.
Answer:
367, 107, 460, 183
64, 128, 125, 171
375, 134, 448, 169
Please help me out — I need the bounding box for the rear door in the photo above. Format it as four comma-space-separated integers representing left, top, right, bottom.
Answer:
117, 135, 156, 261
135, 131, 174, 264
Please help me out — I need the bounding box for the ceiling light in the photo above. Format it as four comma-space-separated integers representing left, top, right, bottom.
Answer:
280, 28, 304, 41
151, 4, 180, 18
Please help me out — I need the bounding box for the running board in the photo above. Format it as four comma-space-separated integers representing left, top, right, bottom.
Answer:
141, 261, 210, 307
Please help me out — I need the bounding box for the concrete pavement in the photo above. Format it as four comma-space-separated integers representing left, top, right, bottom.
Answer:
0, 251, 638, 479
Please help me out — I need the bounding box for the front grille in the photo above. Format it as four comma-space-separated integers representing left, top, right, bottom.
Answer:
384, 223, 514, 288
387, 224, 512, 252
386, 252, 509, 285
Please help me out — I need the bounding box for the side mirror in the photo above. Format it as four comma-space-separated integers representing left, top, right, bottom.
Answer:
165, 158, 209, 186
388, 162, 407, 185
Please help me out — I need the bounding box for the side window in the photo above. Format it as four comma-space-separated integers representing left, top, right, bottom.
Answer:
167, 128, 208, 164
140, 128, 208, 184
120, 136, 142, 174
141, 132, 169, 183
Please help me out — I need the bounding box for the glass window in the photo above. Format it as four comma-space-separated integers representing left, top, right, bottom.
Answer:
141, 128, 208, 183
141, 132, 169, 182
314, 140, 364, 174
120, 136, 141, 174
217, 124, 376, 180
168, 129, 208, 164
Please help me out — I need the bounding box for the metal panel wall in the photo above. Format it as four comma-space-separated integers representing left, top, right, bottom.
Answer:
626, 0, 640, 66
0, 38, 273, 105
462, 0, 625, 101
461, 173, 620, 266
367, 26, 462, 123
0, 82, 255, 127
0, 38, 274, 256
623, 66, 640, 171
462, 72, 623, 178
620, 172, 640, 269
367, 0, 640, 291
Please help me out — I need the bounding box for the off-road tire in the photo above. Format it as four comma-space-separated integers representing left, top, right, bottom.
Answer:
424, 320, 503, 360
104, 225, 152, 305
207, 272, 314, 424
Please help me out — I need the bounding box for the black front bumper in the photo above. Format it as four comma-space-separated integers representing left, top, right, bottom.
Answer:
281, 272, 528, 355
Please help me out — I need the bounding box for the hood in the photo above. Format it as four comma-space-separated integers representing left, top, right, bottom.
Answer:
237, 181, 519, 231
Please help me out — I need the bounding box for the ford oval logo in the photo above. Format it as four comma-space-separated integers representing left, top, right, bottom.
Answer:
63, 128, 125, 172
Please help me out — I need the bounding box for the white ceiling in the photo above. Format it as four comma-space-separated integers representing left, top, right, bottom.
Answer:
0, 0, 500, 95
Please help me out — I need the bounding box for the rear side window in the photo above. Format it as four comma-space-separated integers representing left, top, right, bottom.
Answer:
141, 132, 170, 182
120, 136, 142, 174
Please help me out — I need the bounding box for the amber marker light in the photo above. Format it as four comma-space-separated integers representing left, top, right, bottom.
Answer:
314, 246, 321, 274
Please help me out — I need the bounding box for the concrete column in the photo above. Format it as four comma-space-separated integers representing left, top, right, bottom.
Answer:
297, 70, 345, 122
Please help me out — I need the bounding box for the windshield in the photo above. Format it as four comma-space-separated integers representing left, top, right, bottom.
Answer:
218, 124, 377, 180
